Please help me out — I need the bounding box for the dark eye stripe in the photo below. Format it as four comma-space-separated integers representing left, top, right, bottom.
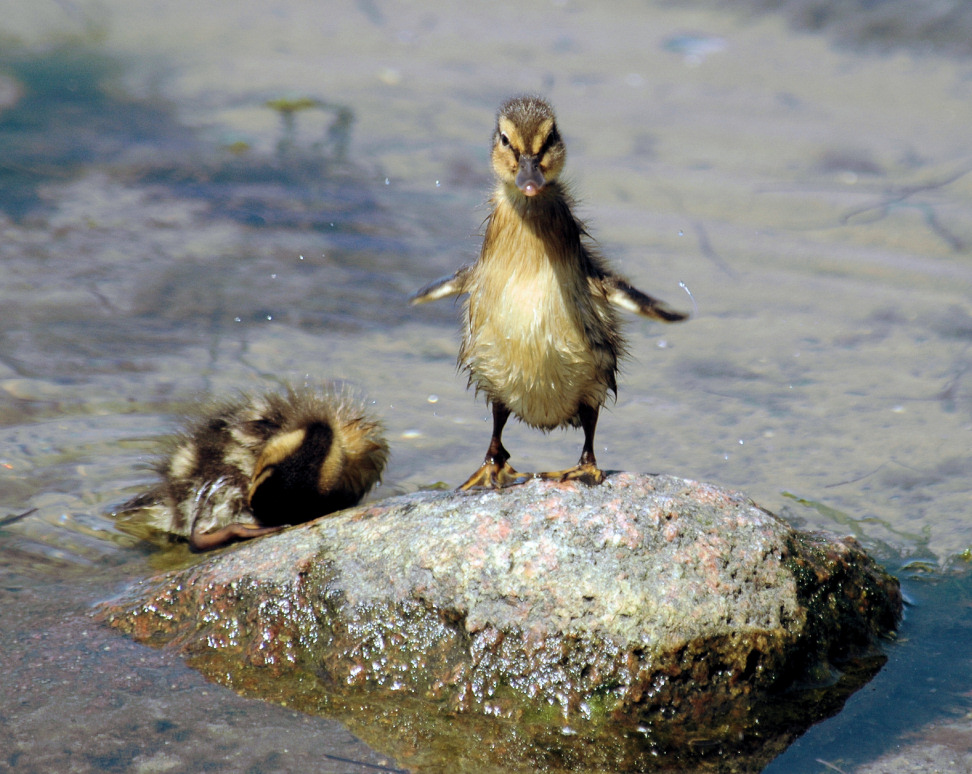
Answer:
496, 130, 519, 160
536, 124, 561, 159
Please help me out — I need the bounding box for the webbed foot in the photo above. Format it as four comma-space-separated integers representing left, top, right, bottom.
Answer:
538, 462, 605, 487
189, 522, 286, 551
458, 461, 532, 491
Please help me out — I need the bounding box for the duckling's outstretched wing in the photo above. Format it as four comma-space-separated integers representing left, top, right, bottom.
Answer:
410, 266, 472, 305
600, 275, 689, 322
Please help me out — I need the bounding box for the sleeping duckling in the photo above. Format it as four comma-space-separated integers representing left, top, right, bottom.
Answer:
411, 95, 688, 490
124, 384, 388, 550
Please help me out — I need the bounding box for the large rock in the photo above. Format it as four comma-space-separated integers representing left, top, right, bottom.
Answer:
100, 473, 901, 772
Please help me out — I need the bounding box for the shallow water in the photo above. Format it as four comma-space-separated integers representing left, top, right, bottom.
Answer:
1, 1, 971, 771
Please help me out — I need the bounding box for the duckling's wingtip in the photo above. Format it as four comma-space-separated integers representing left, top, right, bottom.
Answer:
410, 268, 470, 305
604, 277, 691, 322
663, 308, 692, 323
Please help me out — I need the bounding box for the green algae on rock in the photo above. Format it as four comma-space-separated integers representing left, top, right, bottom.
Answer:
98, 473, 901, 771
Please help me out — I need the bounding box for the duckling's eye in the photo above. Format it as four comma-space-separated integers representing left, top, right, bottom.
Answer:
499, 132, 511, 148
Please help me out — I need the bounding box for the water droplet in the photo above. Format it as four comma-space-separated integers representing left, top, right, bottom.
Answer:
270, 273, 277, 279
266, 315, 273, 321
427, 394, 439, 403
234, 316, 241, 323
384, 177, 390, 185
435, 180, 441, 187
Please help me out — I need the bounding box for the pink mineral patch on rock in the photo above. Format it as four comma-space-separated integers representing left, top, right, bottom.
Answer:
663, 520, 680, 542
686, 480, 741, 508
540, 495, 571, 524
596, 502, 643, 549
476, 515, 512, 542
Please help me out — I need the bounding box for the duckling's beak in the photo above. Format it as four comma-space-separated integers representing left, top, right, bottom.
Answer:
515, 155, 545, 196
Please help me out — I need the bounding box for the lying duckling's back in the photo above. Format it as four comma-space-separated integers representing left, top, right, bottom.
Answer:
159, 398, 272, 539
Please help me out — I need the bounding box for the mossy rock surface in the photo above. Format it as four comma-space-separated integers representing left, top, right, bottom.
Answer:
100, 473, 901, 772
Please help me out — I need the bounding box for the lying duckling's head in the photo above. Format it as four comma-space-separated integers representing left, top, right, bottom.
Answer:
491, 95, 566, 198
246, 386, 388, 526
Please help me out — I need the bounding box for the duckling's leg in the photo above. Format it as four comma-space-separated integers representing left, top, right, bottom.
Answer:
188, 522, 285, 551
539, 403, 605, 486
458, 402, 531, 490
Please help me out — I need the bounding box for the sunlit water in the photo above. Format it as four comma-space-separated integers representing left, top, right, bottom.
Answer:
1, 1, 971, 771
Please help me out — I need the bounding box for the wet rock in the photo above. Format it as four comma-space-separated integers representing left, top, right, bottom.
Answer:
99, 473, 901, 771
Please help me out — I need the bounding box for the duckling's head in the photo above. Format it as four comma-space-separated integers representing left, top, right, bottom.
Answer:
246, 387, 388, 526
247, 420, 341, 525
491, 95, 566, 198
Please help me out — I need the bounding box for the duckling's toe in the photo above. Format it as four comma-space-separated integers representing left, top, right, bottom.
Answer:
458, 461, 531, 491
539, 463, 605, 487
189, 522, 287, 551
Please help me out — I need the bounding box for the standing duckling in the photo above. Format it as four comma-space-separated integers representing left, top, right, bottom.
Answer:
411, 95, 688, 489
124, 384, 388, 550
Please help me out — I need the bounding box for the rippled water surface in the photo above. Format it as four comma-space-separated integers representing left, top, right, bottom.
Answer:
2, 1, 971, 771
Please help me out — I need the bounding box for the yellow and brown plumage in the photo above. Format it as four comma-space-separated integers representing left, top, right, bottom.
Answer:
125, 384, 388, 550
412, 95, 688, 489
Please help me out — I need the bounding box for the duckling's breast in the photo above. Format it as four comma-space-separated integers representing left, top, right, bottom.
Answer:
461, 210, 618, 429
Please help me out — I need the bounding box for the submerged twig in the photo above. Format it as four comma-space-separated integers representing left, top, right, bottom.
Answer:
840, 161, 972, 252
0, 508, 38, 527
824, 458, 924, 489
691, 220, 736, 278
